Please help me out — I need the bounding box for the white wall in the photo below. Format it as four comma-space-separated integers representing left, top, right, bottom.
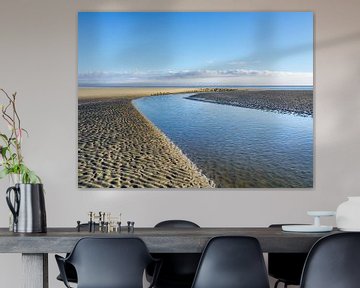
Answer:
0, 0, 360, 287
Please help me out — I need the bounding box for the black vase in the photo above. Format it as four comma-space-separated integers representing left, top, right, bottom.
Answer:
6, 183, 47, 233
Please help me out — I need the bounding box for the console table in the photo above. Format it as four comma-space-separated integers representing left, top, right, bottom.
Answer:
0, 227, 338, 288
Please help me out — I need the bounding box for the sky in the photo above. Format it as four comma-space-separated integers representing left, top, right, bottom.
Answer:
78, 12, 313, 86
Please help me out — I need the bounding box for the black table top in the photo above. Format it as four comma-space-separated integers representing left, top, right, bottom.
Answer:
0, 227, 339, 253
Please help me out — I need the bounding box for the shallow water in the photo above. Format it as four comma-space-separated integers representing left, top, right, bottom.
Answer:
133, 94, 313, 188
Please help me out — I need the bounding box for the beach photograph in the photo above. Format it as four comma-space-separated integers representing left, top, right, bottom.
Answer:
78, 12, 313, 188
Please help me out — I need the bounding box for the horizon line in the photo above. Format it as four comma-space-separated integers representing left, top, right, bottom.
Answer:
78, 84, 313, 88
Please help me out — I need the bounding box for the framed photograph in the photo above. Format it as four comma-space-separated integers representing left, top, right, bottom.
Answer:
78, 12, 313, 188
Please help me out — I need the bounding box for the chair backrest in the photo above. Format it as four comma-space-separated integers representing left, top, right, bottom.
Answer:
191, 236, 270, 288
268, 224, 308, 285
67, 237, 154, 288
152, 220, 201, 285
155, 220, 200, 228
300, 232, 360, 288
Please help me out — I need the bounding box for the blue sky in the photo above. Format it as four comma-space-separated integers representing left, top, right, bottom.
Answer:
78, 12, 313, 86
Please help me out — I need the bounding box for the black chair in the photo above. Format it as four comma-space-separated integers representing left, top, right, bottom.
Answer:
56, 223, 99, 284
300, 232, 360, 288
191, 236, 270, 288
154, 220, 200, 229
55, 237, 160, 288
56, 262, 77, 284
268, 224, 308, 288
147, 220, 201, 288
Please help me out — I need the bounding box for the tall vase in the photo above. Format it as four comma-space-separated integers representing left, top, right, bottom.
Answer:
6, 183, 47, 233
336, 197, 360, 231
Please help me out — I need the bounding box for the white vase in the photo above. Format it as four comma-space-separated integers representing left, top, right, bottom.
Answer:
336, 197, 360, 231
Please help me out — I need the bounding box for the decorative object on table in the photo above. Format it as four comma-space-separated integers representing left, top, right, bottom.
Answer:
77, 211, 122, 233
0, 89, 46, 233
282, 211, 336, 232
6, 184, 46, 233
127, 221, 135, 233
336, 196, 360, 231
76, 221, 81, 232
0, 89, 41, 183
78, 12, 313, 189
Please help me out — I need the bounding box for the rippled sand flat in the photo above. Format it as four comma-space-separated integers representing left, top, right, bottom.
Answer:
188, 90, 313, 116
78, 92, 214, 188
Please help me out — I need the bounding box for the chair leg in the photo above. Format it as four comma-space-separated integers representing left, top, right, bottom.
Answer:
274, 280, 290, 288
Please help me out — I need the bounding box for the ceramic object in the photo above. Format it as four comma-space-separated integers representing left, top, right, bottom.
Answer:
282, 211, 335, 233
336, 197, 360, 231
282, 225, 333, 232
6, 183, 47, 233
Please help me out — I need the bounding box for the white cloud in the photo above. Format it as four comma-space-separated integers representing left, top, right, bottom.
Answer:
78, 69, 313, 86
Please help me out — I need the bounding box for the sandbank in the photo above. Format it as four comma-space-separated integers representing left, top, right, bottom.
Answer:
187, 90, 313, 116
79, 87, 204, 102
78, 90, 214, 188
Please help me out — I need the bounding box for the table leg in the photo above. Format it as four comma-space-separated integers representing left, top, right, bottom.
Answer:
22, 253, 48, 288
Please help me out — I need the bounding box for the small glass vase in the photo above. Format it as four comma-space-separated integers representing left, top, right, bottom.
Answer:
9, 173, 22, 186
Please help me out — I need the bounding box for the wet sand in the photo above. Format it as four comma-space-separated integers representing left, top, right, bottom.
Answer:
187, 90, 313, 116
78, 89, 214, 188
